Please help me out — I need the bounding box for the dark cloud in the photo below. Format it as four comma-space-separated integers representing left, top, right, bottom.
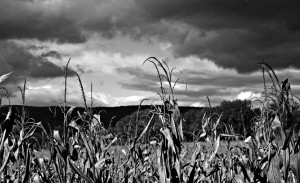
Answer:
0, 0, 86, 43
96, 0, 300, 73
0, 41, 69, 83
116, 65, 300, 105
132, 0, 300, 72
0, 0, 142, 43
181, 69, 263, 88
116, 66, 261, 103
2, 0, 300, 73
27, 45, 46, 50
41, 51, 62, 59
116, 67, 158, 92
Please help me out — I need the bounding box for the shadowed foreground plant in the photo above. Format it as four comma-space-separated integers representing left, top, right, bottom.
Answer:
0, 73, 48, 183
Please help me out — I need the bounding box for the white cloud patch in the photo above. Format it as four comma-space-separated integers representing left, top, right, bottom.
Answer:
21, 84, 63, 106
91, 92, 146, 106
190, 102, 205, 107
236, 91, 262, 101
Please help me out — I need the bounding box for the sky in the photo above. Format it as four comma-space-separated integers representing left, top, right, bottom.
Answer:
1, 0, 300, 107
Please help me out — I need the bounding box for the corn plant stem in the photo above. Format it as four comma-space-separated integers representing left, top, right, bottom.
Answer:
20, 78, 26, 129
90, 82, 96, 182
3, 165, 7, 183
284, 147, 290, 182
63, 59, 70, 182
54, 158, 64, 183
14, 80, 27, 183
0, 149, 9, 174
63, 59, 70, 145
0, 152, 9, 181
90, 82, 93, 112
135, 101, 145, 141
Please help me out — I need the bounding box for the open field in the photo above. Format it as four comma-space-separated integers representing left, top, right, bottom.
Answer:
1, 59, 300, 183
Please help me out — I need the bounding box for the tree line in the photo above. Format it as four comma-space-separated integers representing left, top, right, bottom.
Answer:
109, 99, 260, 142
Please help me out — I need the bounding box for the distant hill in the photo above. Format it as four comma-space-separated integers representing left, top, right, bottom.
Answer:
0, 105, 202, 133
0, 100, 265, 143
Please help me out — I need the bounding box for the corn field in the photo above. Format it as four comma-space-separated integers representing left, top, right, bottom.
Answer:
0, 57, 300, 183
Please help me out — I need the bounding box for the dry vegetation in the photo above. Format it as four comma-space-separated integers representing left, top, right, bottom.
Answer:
0, 57, 300, 183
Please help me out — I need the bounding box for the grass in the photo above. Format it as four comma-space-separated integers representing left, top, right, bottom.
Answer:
0, 57, 300, 182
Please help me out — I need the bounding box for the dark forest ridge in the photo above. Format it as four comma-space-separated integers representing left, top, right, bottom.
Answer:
0, 105, 202, 130
0, 100, 262, 142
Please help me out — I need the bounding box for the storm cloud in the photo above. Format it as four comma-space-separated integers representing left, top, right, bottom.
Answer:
0, 41, 67, 83
0, 0, 85, 43
2, 0, 300, 106
133, 0, 300, 73
1, 0, 300, 72
41, 51, 62, 60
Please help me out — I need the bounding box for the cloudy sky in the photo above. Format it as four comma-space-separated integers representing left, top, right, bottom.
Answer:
1, 0, 300, 107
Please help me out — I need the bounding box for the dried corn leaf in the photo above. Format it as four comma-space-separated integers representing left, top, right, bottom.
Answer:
0, 72, 13, 84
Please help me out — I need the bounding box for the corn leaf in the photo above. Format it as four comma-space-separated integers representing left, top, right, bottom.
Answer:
157, 144, 167, 183
69, 158, 94, 183
267, 154, 281, 183
290, 151, 300, 183
137, 113, 154, 142
0, 72, 13, 84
